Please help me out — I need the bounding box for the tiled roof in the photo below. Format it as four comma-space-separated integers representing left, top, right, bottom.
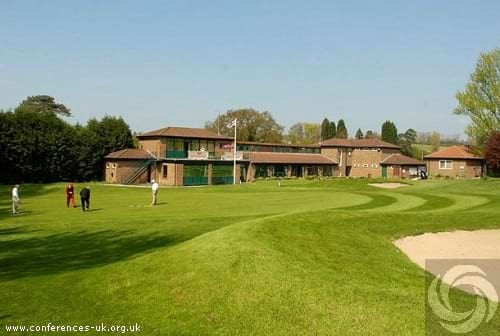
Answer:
249, 152, 337, 165
381, 153, 425, 166
105, 148, 155, 160
239, 140, 320, 148
424, 145, 482, 160
137, 127, 233, 140
320, 138, 401, 149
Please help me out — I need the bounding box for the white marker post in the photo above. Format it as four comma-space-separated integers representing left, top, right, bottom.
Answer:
227, 118, 237, 185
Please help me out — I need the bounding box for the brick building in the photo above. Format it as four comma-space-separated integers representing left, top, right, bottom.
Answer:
104, 126, 423, 186
424, 145, 484, 179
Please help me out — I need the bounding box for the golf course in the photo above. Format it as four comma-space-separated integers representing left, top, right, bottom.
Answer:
1, 179, 500, 335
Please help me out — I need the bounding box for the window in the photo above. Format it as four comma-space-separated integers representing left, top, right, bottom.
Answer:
353, 163, 360, 168
255, 165, 268, 178
307, 166, 319, 176
371, 164, 378, 168
439, 160, 453, 169
111, 163, 116, 168
362, 164, 369, 168
162, 165, 168, 177
106, 163, 110, 168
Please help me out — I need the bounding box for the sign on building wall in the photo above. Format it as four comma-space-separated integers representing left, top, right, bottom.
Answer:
188, 150, 209, 160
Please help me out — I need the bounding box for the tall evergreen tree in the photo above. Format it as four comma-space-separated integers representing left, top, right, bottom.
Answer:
355, 128, 364, 139
336, 119, 348, 138
381, 120, 398, 144
320, 118, 330, 140
328, 121, 337, 139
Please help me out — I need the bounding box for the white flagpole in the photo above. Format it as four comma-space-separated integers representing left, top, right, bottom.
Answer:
233, 119, 237, 185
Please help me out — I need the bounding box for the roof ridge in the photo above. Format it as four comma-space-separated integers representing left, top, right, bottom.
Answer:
455, 145, 468, 158
380, 153, 396, 164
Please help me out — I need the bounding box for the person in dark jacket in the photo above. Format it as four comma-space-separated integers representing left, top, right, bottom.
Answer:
79, 186, 91, 211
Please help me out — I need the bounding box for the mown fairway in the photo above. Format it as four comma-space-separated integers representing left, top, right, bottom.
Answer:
1, 179, 500, 335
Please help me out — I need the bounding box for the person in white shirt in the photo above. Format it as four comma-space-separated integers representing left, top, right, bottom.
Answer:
12, 184, 20, 214
151, 180, 159, 205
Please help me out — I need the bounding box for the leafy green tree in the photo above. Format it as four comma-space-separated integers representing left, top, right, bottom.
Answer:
0, 108, 76, 183
320, 118, 330, 140
287, 123, 305, 144
205, 109, 284, 143
381, 120, 398, 144
355, 128, 364, 139
16, 95, 71, 117
336, 119, 348, 139
454, 48, 500, 148
287, 123, 320, 144
430, 131, 441, 152
83, 116, 135, 180
328, 121, 337, 139
0, 97, 134, 183
398, 128, 417, 157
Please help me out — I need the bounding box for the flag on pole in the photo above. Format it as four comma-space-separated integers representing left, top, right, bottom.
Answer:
227, 119, 236, 128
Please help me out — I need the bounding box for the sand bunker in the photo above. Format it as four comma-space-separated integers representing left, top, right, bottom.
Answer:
395, 230, 500, 301
368, 182, 409, 189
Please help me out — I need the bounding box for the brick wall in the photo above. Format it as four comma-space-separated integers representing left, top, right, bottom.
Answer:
105, 161, 118, 183
139, 139, 161, 157
427, 159, 483, 178
349, 149, 383, 177
112, 160, 149, 184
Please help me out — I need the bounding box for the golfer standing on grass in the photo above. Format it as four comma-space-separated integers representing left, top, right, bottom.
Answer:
79, 186, 91, 211
12, 184, 20, 215
151, 180, 159, 206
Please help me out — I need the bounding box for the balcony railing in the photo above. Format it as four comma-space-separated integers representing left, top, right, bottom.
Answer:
166, 150, 186, 158
222, 151, 243, 160
188, 150, 209, 160
165, 150, 245, 160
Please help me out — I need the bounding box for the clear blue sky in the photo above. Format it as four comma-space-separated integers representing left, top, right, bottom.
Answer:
1, 0, 499, 136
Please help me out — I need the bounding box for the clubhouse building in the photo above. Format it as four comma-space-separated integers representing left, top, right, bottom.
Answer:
104, 126, 426, 186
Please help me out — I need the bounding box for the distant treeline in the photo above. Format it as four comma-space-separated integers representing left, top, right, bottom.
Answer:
0, 96, 134, 184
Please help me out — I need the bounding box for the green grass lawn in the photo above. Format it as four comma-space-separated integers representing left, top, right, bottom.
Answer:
1, 179, 500, 335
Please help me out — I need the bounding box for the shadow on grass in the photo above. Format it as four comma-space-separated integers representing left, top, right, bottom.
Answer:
334, 193, 398, 211
403, 193, 455, 212
0, 229, 173, 280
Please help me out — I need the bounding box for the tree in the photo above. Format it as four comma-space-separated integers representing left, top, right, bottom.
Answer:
16, 95, 71, 117
0, 96, 135, 183
328, 121, 337, 139
355, 128, 364, 139
287, 122, 320, 144
336, 119, 348, 138
205, 109, 284, 143
485, 131, 500, 176
398, 128, 417, 157
381, 120, 398, 144
320, 118, 330, 140
0, 107, 76, 183
83, 116, 135, 180
287, 123, 305, 144
365, 130, 376, 139
430, 131, 441, 152
454, 48, 500, 148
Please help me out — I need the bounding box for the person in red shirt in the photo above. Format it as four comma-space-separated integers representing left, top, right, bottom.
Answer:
66, 183, 76, 208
